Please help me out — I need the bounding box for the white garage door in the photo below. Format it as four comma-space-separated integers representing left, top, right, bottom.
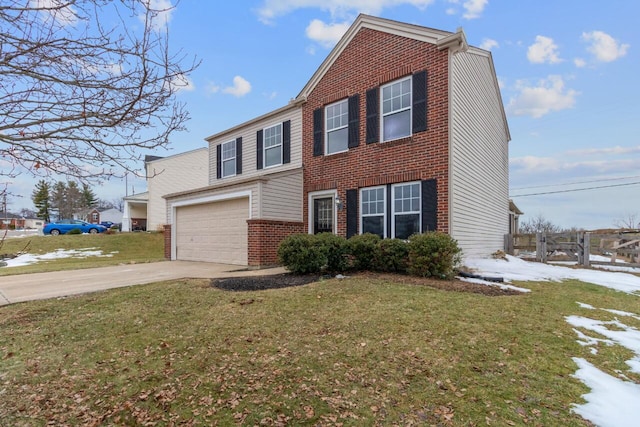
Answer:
175, 197, 249, 265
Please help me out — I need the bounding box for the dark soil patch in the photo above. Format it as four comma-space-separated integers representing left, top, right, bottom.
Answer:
211, 272, 522, 296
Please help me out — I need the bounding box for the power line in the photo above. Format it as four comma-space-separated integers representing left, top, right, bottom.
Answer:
510, 174, 640, 191
510, 181, 640, 197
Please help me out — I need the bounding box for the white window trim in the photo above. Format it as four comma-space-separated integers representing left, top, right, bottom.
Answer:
359, 186, 386, 237
221, 139, 236, 178
307, 189, 338, 234
325, 99, 349, 155
380, 76, 412, 143
391, 181, 421, 239
263, 123, 283, 169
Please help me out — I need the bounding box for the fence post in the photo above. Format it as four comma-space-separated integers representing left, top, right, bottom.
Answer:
582, 232, 591, 267
504, 234, 514, 255
577, 232, 584, 266
536, 233, 547, 263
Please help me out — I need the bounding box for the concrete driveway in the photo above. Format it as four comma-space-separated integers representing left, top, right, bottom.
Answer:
0, 261, 286, 306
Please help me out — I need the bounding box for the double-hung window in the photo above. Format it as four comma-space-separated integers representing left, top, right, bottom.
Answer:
360, 186, 386, 238
264, 123, 282, 168
325, 99, 348, 154
381, 77, 412, 142
392, 182, 421, 239
221, 140, 236, 178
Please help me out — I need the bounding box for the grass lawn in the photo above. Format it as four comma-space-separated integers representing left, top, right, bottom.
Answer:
2, 272, 637, 425
0, 232, 165, 276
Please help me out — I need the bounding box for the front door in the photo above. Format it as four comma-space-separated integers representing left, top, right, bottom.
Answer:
313, 197, 334, 234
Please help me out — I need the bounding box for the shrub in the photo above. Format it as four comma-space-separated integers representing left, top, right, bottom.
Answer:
67, 228, 82, 235
277, 233, 326, 274
374, 238, 409, 273
407, 232, 462, 279
348, 233, 381, 271
315, 232, 349, 273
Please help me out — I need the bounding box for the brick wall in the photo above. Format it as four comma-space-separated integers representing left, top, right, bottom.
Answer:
302, 28, 450, 236
247, 219, 305, 267
163, 224, 171, 259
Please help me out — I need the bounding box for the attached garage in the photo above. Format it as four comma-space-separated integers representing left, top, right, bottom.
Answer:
174, 196, 250, 265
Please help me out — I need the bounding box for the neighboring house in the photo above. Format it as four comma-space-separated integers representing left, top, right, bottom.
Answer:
87, 208, 123, 225
163, 14, 510, 266
122, 149, 208, 232
509, 200, 523, 235
0, 212, 26, 229
24, 218, 45, 229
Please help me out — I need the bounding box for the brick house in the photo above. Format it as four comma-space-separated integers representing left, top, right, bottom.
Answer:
162, 14, 509, 266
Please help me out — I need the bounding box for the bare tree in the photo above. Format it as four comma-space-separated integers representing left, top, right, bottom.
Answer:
614, 213, 640, 230
0, 0, 198, 181
519, 214, 562, 234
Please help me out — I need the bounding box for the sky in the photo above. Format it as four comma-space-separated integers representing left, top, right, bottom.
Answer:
6, 0, 640, 230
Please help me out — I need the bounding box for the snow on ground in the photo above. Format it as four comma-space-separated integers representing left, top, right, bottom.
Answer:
463, 255, 640, 427
2, 248, 116, 267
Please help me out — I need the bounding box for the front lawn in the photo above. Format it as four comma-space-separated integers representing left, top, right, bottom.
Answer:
2, 274, 635, 425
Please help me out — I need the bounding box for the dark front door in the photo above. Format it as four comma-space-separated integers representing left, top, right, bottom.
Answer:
313, 197, 334, 234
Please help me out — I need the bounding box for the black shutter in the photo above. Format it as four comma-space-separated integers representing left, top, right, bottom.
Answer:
216, 144, 222, 179
282, 120, 291, 164
346, 189, 358, 238
366, 88, 379, 144
235, 137, 242, 175
421, 179, 437, 232
413, 70, 427, 133
348, 94, 360, 149
386, 184, 392, 238
256, 129, 264, 170
313, 108, 323, 156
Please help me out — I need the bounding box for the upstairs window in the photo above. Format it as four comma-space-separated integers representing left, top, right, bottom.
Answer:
221, 140, 236, 177
264, 123, 282, 168
325, 99, 349, 154
381, 77, 412, 142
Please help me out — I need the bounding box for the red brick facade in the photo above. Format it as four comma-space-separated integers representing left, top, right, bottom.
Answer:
302, 28, 450, 237
247, 219, 305, 267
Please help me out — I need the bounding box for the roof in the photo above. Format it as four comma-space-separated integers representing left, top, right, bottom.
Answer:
123, 191, 149, 202
509, 200, 524, 215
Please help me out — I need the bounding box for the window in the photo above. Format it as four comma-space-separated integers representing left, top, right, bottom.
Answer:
392, 182, 421, 239
381, 77, 412, 142
264, 123, 282, 168
360, 187, 385, 238
325, 99, 348, 154
221, 140, 236, 177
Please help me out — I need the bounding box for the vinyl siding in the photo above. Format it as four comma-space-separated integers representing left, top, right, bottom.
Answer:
146, 148, 208, 230
261, 170, 303, 222
168, 181, 260, 220
208, 107, 302, 186
450, 49, 510, 258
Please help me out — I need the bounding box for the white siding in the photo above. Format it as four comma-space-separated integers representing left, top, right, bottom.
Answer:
450, 49, 510, 258
146, 148, 208, 231
208, 107, 302, 186
261, 170, 303, 221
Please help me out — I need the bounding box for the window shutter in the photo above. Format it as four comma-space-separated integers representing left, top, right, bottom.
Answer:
421, 179, 437, 232
366, 88, 379, 144
256, 129, 264, 170
216, 144, 222, 179
412, 70, 427, 133
313, 108, 323, 156
386, 184, 392, 238
235, 137, 242, 175
282, 120, 291, 164
348, 94, 360, 148
346, 189, 358, 238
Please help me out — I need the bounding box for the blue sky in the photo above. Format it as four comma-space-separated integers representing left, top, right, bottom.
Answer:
10, 0, 640, 230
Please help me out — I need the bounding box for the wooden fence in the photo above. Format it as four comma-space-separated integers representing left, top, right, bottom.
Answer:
504, 231, 640, 268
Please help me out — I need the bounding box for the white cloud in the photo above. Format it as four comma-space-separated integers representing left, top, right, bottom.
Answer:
507, 75, 578, 118
139, 0, 174, 31
462, 0, 487, 19
256, 0, 435, 24
222, 76, 252, 97
30, 0, 78, 26
305, 19, 350, 48
164, 74, 195, 93
206, 82, 220, 95
480, 38, 498, 51
574, 58, 587, 68
582, 31, 630, 63
510, 156, 639, 175
527, 35, 562, 64
566, 145, 640, 156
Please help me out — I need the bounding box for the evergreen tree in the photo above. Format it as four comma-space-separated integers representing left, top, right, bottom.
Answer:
50, 181, 68, 220
31, 180, 51, 222
82, 183, 98, 209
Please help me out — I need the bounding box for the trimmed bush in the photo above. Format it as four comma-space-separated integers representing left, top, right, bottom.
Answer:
315, 232, 349, 273
348, 233, 381, 271
407, 232, 462, 279
277, 234, 326, 274
67, 228, 82, 235
374, 238, 409, 273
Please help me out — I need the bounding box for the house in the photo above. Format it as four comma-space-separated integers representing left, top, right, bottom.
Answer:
0, 212, 26, 229
87, 208, 123, 225
122, 149, 208, 232
162, 14, 510, 266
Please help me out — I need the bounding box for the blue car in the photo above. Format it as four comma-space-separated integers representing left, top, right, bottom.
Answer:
43, 220, 108, 236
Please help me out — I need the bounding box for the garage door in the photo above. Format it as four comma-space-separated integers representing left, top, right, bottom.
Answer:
175, 197, 249, 265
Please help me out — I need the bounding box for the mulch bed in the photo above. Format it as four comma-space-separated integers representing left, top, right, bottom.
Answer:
211, 272, 521, 296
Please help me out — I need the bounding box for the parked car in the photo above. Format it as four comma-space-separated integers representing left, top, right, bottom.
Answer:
100, 221, 115, 228
43, 220, 108, 236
